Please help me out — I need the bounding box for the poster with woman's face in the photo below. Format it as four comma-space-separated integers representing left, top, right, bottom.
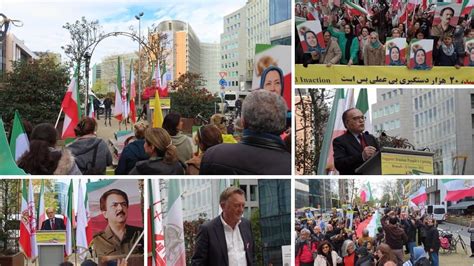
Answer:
296, 20, 326, 53
464, 39, 474, 67
432, 3, 462, 27
251, 44, 291, 109
385, 38, 407, 66
409, 39, 434, 70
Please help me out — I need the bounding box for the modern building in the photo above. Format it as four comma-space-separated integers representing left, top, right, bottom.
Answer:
295, 179, 310, 208
258, 179, 290, 266
155, 20, 201, 80
54, 180, 69, 214
309, 179, 333, 210
1, 32, 37, 74
269, 0, 291, 45
372, 88, 474, 175
238, 179, 259, 219
199, 42, 220, 93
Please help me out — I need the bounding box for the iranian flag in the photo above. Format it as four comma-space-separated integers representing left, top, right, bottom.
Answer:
317, 89, 354, 174
407, 0, 420, 12
165, 179, 186, 265
461, 0, 474, 15
64, 179, 74, 256
86, 180, 142, 236
356, 211, 381, 237
251, 44, 292, 109
76, 180, 90, 261
356, 88, 373, 133
87, 96, 95, 118
19, 179, 38, 260
9, 110, 29, 161
360, 182, 373, 203
149, 179, 166, 266
0, 118, 26, 174
160, 61, 170, 97
129, 59, 137, 123
409, 186, 427, 205
61, 67, 80, 139
344, 0, 369, 16
442, 179, 474, 201
114, 57, 129, 121
36, 180, 46, 230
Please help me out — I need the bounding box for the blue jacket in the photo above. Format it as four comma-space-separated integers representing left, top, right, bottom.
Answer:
115, 138, 149, 175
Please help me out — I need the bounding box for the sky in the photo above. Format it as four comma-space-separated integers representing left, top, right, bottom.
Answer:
2, 0, 246, 66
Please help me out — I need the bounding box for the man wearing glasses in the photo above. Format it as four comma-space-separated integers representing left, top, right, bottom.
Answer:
333, 108, 379, 174
93, 189, 143, 257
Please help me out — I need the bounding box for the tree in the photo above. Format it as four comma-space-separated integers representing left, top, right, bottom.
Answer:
251, 208, 263, 266
169, 72, 219, 119
92, 79, 108, 95
0, 57, 70, 129
0, 179, 20, 253
183, 213, 207, 265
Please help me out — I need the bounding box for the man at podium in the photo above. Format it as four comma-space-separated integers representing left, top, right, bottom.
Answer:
333, 108, 379, 175
93, 189, 143, 257
41, 207, 65, 230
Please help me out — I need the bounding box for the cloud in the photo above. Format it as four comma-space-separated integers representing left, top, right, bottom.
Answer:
3, 0, 246, 65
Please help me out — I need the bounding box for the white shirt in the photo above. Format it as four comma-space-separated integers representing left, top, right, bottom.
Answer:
220, 215, 247, 266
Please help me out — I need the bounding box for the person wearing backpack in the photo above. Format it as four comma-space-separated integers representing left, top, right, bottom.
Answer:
67, 117, 112, 175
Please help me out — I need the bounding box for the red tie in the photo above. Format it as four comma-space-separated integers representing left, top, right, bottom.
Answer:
51, 219, 56, 230
358, 134, 367, 149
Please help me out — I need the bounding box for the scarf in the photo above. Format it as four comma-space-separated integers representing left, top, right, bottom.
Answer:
370, 40, 382, 49
345, 33, 356, 62
441, 43, 455, 56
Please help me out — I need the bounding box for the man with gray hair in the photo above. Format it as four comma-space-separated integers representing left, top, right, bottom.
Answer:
200, 90, 290, 174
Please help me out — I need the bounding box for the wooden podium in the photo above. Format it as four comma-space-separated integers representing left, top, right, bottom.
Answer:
36, 230, 66, 266
355, 147, 434, 175
99, 254, 144, 266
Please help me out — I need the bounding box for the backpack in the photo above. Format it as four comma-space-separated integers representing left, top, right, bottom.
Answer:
75, 141, 102, 175
439, 236, 450, 249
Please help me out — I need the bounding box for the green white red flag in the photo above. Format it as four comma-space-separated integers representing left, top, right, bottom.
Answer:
129, 59, 137, 123
442, 179, 474, 201
409, 186, 427, 205
9, 110, 29, 161
114, 57, 129, 121
37, 180, 46, 230
356, 211, 381, 237
165, 179, 186, 265
360, 182, 373, 203
61, 66, 80, 139
19, 179, 38, 260
149, 179, 166, 266
0, 118, 25, 174
76, 180, 90, 261
356, 88, 372, 133
64, 179, 74, 256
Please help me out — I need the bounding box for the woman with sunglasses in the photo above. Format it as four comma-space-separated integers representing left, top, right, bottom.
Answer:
185, 125, 223, 175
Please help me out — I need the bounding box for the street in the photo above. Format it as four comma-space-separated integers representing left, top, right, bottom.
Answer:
438, 222, 473, 265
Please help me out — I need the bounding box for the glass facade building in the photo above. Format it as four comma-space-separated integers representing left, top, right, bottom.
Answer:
269, 0, 291, 25
258, 179, 291, 265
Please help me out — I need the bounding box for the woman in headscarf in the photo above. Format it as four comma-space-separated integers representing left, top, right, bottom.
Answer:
260, 65, 284, 96
304, 30, 325, 54
328, 22, 360, 66
129, 128, 185, 175
434, 34, 459, 68
387, 43, 404, 66
413, 48, 430, 70
358, 27, 370, 65
364, 31, 385, 65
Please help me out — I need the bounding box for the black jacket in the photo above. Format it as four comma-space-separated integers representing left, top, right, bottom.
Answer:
401, 218, 417, 242
129, 157, 184, 175
424, 225, 440, 253
333, 131, 379, 175
200, 134, 290, 175
191, 216, 255, 266
41, 218, 66, 230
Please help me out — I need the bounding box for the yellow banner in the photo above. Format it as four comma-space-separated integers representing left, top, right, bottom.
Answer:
295, 64, 474, 85
36, 231, 66, 244
148, 97, 170, 109
381, 153, 434, 175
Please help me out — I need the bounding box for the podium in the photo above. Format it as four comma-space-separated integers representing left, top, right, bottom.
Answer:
36, 230, 66, 266
99, 254, 144, 266
355, 147, 434, 175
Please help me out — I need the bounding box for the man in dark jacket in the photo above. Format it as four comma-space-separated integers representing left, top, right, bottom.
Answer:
103, 97, 113, 126
381, 210, 407, 265
41, 207, 65, 230
401, 213, 417, 261
200, 90, 290, 175
424, 217, 440, 266
333, 108, 379, 175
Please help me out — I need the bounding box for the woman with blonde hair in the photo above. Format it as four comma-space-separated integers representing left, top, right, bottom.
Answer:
186, 125, 223, 175
129, 128, 184, 175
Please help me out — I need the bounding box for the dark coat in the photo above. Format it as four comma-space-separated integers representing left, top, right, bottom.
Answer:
115, 139, 149, 175
129, 157, 184, 175
333, 131, 379, 175
424, 225, 440, 253
191, 216, 255, 266
434, 46, 458, 66
381, 215, 408, 250
41, 218, 66, 230
401, 218, 417, 242
200, 135, 291, 175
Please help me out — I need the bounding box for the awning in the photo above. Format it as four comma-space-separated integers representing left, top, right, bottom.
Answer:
447, 201, 474, 210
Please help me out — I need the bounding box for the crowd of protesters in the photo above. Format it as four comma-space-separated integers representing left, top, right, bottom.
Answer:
295, 205, 444, 266
15, 89, 291, 175
295, 0, 474, 68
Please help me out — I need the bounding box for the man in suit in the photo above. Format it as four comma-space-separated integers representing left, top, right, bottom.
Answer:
41, 207, 65, 230
333, 108, 379, 174
192, 186, 255, 266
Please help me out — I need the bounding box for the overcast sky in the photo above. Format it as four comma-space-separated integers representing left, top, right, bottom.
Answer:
2, 0, 246, 66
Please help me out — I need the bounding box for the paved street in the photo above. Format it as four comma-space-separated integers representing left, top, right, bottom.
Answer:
438, 222, 473, 265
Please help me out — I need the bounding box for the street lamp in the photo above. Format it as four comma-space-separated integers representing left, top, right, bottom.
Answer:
135, 12, 144, 109
84, 51, 91, 116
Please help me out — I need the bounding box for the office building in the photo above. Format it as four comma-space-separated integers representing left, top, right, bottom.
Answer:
199, 42, 220, 93
1, 32, 37, 74
269, 0, 291, 45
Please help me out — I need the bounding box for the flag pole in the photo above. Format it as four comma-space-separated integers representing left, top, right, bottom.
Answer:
54, 107, 63, 128
125, 230, 144, 261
